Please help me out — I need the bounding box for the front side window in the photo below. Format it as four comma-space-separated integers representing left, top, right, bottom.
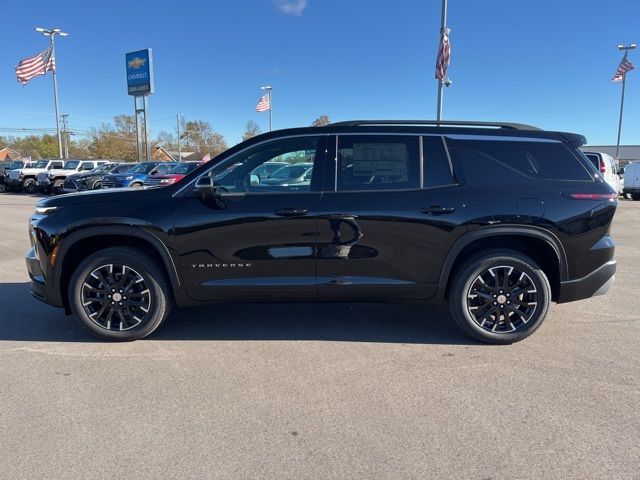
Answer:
208, 136, 322, 193
336, 135, 420, 191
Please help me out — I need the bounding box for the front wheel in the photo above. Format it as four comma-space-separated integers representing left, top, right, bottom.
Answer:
69, 247, 172, 341
22, 178, 37, 194
449, 249, 551, 344
52, 179, 64, 194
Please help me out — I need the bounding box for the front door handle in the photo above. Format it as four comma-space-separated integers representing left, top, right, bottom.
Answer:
421, 206, 456, 215
275, 208, 309, 217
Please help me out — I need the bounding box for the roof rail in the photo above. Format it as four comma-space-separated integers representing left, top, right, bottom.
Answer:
327, 120, 542, 131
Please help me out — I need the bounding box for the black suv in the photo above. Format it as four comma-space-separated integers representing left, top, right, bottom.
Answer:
26, 121, 618, 343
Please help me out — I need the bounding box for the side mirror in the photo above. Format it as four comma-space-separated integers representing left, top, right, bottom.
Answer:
195, 175, 214, 196
250, 174, 260, 186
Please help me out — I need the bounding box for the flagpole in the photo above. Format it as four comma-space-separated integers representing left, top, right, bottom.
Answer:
614, 44, 636, 161
436, 0, 448, 121
50, 33, 63, 159
615, 71, 626, 161
269, 89, 273, 132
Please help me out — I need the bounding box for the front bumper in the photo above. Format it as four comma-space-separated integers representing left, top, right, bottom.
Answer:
557, 259, 616, 303
6, 178, 23, 187
37, 178, 52, 191
26, 246, 51, 303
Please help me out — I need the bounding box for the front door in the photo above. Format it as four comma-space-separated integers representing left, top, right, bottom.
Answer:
174, 135, 327, 301
316, 134, 467, 300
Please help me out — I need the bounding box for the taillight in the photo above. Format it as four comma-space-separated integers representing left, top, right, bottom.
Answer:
563, 192, 618, 200
599, 158, 606, 173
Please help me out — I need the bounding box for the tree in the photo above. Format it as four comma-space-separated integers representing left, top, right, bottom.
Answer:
311, 115, 331, 127
12, 135, 59, 159
182, 120, 228, 157
88, 115, 137, 161
242, 120, 261, 141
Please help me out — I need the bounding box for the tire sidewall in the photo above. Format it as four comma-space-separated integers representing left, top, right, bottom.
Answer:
69, 249, 169, 341
23, 178, 36, 193
451, 252, 551, 344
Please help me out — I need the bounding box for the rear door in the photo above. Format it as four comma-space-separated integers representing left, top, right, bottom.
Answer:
315, 134, 467, 300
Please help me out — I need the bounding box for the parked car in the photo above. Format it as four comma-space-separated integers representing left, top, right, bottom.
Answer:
6, 159, 65, 193
27, 120, 618, 343
622, 161, 640, 200
250, 161, 288, 180
260, 162, 314, 187
144, 161, 204, 187
583, 151, 623, 196
63, 162, 135, 193
37, 159, 110, 194
101, 162, 178, 189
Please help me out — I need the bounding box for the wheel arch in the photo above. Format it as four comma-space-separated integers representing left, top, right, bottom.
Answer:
56, 226, 181, 312
439, 226, 567, 302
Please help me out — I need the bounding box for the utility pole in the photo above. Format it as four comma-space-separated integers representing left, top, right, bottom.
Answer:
35, 27, 69, 159
176, 114, 183, 161
261, 85, 273, 131
60, 113, 70, 159
615, 43, 636, 161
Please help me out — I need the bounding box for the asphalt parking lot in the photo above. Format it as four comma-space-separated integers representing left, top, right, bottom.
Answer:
0, 193, 638, 479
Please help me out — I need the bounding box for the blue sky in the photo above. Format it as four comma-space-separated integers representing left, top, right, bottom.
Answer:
2, 0, 640, 146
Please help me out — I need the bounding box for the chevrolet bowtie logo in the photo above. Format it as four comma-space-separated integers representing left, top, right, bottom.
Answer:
128, 57, 146, 69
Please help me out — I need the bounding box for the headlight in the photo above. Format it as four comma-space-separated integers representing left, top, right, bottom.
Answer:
124, 176, 134, 181
48, 172, 55, 178
34, 206, 58, 215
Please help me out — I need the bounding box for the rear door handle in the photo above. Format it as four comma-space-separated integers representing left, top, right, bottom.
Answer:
421, 206, 456, 215
274, 208, 309, 217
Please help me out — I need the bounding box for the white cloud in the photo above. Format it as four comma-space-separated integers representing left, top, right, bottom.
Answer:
274, 0, 308, 16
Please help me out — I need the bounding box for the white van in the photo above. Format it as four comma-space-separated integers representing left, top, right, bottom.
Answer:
622, 161, 640, 200
583, 151, 622, 196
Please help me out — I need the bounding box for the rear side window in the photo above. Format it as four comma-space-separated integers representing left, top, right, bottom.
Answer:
447, 138, 592, 183
423, 136, 454, 187
337, 135, 420, 191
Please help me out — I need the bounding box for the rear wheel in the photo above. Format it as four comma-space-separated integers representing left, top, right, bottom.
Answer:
22, 178, 36, 194
449, 249, 551, 344
69, 247, 172, 341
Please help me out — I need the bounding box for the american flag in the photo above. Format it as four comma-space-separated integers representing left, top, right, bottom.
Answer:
256, 94, 270, 112
612, 55, 635, 82
15, 47, 56, 85
435, 28, 451, 80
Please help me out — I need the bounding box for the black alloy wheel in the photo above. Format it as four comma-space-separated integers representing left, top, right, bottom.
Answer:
69, 247, 172, 340
449, 249, 551, 344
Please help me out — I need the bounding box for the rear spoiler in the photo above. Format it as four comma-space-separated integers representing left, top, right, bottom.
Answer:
559, 132, 587, 148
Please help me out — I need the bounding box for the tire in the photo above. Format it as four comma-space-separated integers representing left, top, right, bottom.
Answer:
92, 181, 102, 190
22, 178, 37, 194
449, 249, 551, 344
69, 247, 172, 341
52, 179, 64, 195
631, 193, 640, 201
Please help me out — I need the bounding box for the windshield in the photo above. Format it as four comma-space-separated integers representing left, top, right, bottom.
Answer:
89, 163, 113, 174
34, 160, 49, 168
113, 164, 135, 173
270, 164, 311, 179
168, 163, 200, 174
128, 163, 156, 174
64, 160, 80, 169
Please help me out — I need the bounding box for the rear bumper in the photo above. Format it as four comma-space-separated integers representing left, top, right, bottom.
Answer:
557, 259, 616, 303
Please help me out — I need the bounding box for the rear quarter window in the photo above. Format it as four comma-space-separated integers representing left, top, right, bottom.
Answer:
447, 138, 593, 183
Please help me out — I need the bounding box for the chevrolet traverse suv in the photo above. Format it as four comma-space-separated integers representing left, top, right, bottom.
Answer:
26, 121, 618, 343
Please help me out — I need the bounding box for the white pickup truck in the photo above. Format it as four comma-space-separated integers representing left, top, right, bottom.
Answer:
36, 159, 108, 194
5, 159, 65, 193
